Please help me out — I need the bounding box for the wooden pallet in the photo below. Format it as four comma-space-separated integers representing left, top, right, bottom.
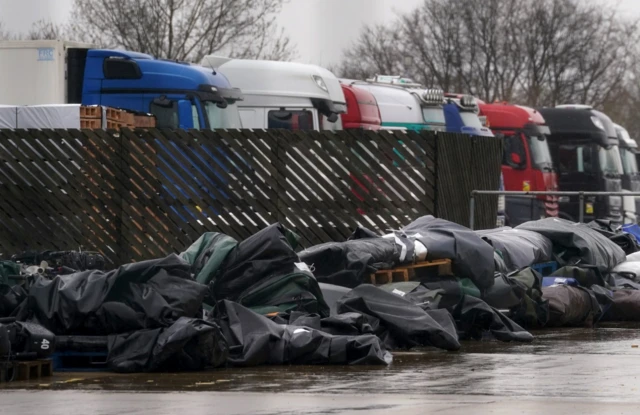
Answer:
12, 359, 53, 381
0, 362, 14, 383
370, 259, 452, 285
0, 359, 54, 382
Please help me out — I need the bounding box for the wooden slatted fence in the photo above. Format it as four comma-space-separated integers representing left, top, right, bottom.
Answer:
0, 128, 501, 267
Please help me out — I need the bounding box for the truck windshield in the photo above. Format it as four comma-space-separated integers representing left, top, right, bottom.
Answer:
204, 101, 243, 129
619, 147, 638, 175
599, 145, 624, 175
526, 134, 553, 169
422, 107, 446, 126
459, 112, 484, 129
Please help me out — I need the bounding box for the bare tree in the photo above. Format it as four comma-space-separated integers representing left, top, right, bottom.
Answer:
335, 24, 407, 81
27, 19, 62, 40
338, 0, 638, 117
65, 0, 296, 62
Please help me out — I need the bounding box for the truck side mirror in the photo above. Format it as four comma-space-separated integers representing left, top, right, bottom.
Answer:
511, 152, 523, 165
152, 96, 173, 108
327, 113, 339, 123
178, 100, 195, 129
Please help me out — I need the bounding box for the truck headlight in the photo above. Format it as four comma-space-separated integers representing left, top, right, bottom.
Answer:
313, 75, 328, 92
609, 196, 622, 207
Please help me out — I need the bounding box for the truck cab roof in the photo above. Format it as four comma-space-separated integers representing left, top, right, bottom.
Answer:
200, 56, 346, 113
537, 107, 618, 147
479, 103, 546, 129
343, 80, 425, 126
340, 83, 381, 130
614, 123, 638, 150
88, 49, 239, 99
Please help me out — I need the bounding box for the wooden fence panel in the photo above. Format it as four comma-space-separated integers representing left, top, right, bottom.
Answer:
0, 128, 501, 267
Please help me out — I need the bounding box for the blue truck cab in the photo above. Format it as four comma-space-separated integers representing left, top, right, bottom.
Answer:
76, 49, 243, 129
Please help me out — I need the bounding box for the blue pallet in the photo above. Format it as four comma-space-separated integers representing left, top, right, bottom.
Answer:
52, 351, 109, 372
531, 261, 559, 277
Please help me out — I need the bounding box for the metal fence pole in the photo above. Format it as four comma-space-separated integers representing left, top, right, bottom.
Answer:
469, 192, 476, 230
578, 192, 584, 223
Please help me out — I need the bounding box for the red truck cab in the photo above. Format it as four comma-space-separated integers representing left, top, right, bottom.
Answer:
340, 83, 382, 130
479, 103, 559, 225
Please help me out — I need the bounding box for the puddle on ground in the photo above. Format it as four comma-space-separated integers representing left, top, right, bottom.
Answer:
2, 323, 640, 401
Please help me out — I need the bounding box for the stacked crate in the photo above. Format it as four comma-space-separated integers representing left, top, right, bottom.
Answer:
80, 105, 102, 129
106, 108, 135, 129
80, 106, 157, 130
134, 113, 157, 128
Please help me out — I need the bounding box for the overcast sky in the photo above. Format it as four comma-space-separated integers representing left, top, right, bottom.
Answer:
0, 0, 638, 66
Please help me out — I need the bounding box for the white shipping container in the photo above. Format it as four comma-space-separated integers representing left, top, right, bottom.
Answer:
0, 40, 95, 106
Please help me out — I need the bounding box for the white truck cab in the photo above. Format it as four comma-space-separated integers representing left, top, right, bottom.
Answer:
200, 56, 346, 131
342, 76, 445, 132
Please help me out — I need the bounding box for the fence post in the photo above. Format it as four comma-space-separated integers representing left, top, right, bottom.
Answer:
469, 191, 476, 230
578, 192, 585, 223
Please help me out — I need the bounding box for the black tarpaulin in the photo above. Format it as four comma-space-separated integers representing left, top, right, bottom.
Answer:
15, 254, 208, 335
517, 218, 626, 273
319, 283, 351, 315
336, 284, 461, 351
107, 317, 228, 373
213, 223, 300, 302
386, 280, 534, 342
0, 284, 27, 318
476, 228, 554, 271
482, 268, 549, 328
214, 300, 392, 366
587, 220, 639, 255
299, 238, 402, 288
401, 216, 496, 290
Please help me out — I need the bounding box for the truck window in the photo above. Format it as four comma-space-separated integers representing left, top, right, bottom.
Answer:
503, 135, 526, 167
558, 145, 597, 173
268, 110, 313, 130
191, 105, 200, 129
620, 147, 639, 174
150, 101, 179, 129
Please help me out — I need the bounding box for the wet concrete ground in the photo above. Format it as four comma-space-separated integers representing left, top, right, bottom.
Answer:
2, 323, 640, 414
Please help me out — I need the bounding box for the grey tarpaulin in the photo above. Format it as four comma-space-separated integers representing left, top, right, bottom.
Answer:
401, 216, 496, 290
336, 284, 461, 351
476, 228, 554, 271
15, 254, 208, 335
214, 300, 392, 366
517, 218, 626, 273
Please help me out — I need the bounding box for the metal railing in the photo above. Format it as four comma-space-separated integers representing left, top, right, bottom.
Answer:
469, 190, 640, 230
